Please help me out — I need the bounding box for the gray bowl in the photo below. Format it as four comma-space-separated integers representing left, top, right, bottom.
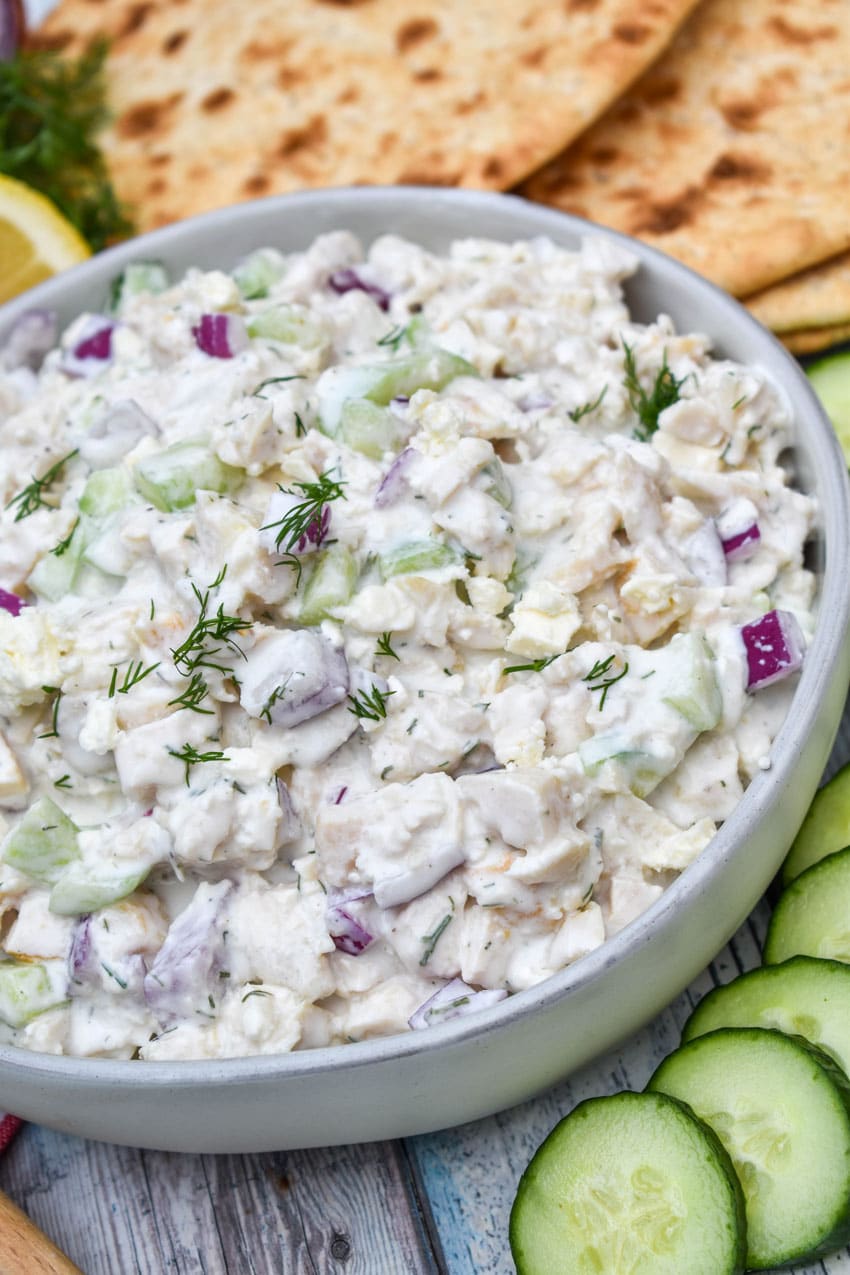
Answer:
0, 188, 848, 1153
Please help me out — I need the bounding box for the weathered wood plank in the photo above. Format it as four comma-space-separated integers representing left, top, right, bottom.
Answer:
0, 1133, 438, 1275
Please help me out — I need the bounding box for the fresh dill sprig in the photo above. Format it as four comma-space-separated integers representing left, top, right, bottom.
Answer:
294, 411, 307, 439
167, 672, 213, 715
108, 660, 160, 698
262, 470, 346, 556
568, 386, 608, 424
375, 632, 400, 661
260, 677, 292, 725
348, 684, 395, 721
419, 913, 453, 966
171, 576, 252, 677
54, 774, 72, 789
0, 42, 133, 251
251, 375, 305, 398
167, 743, 229, 786
50, 518, 79, 556
6, 450, 78, 522
38, 685, 62, 739
583, 655, 629, 709
503, 653, 561, 675
622, 341, 685, 441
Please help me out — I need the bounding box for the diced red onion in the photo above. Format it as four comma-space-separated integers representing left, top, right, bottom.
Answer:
333, 786, 348, 805
62, 317, 115, 377
741, 609, 805, 691
328, 268, 391, 312
69, 915, 92, 982
0, 0, 23, 61
240, 629, 349, 728
721, 524, 761, 561
373, 845, 466, 909
717, 498, 761, 563
683, 520, 726, 587
144, 879, 233, 1025
69, 914, 146, 993
375, 447, 415, 508
193, 313, 248, 359
77, 398, 159, 468
0, 309, 57, 371
0, 588, 25, 617
409, 978, 507, 1030
326, 890, 374, 956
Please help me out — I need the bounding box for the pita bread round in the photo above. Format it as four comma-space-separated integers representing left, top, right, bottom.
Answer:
35, 0, 698, 231
522, 0, 850, 297
746, 252, 850, 335
781, 323, 850, 357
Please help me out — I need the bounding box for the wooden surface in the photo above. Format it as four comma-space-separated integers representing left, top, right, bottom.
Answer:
0, 705, 848, 1275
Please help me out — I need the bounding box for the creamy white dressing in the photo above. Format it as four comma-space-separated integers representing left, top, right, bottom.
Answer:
0, 232, 814, 1060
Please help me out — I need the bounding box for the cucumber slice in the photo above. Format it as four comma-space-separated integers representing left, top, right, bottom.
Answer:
26, 517, 91, 600
299, 546, 358, 624
660, 632, 721, 732
133, 441, 243, 511
783, 759, 850, 885
338, 399, 406, 459
2, 797, 79, 885
578, 732, 668, 798
806, 351, 850, 463
78, 466, 134, 518
480, 458, 512, 510
509, 1090, 746, 1275
378, 539, 462, 580
233, 248, 285, 300
765, 844, 850, 964
317, 347, 476, 435
109, 261, 169, 311
246, 304, 324, 347
49, 861, 150, 916
682, 956, 850, 1077
648, 1027, 850, 1269
0, 961, 67, 1029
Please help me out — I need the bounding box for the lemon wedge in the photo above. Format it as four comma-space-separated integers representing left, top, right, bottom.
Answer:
0, 175, 90, 304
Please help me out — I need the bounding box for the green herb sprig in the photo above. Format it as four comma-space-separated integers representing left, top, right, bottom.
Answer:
0, 41, 133, 251
167, 743, 229, 786
375, 632, 400, 661
261, 470, 346, 582
420, 913, 453, 966
568, 386, 607, 424
622, 341, 685, 441
583, 655, 629, 709
6, 450, 78, 522
503, 653, 561, 675
348, 684, 395, 722
107, 660, 160, 698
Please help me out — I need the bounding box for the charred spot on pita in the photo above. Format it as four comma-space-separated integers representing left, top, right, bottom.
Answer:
163, 31, 189, 55
613, 22, 651, 44
201, 87, 236, 112
243, 174, 271, 195
396, 18, 439, 53
117, 93, 184, 140
412, 68, 442, 82
279, 116, 328, 157
118, 3, 154, 40
767, 16, 837, 45
709, 153, 772, 183
632, 186, 704, 235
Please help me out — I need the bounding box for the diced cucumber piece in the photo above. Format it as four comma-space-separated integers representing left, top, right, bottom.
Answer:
509, 1089, 746, 1275
378, 539, 462, 580
27, 517, 91, 601
109, 261, 169, 311
338, 399, 406, 459
682, 956, 850, 1078
578, 733, 667, 798
0, 961, 67, 1029
765, 845, 850, 964
506, 546, 538, 597
317, 347, 477, 435
49, 861, 150, 916
806, 351, 850, 464
133, 441, 243, 511
2, 797, 79, 885
82, 516, 129, 578
299, 546, 358, 624
783, 759, 850, 885
649, 1028, 850, 1270
247, 304, 324, 347
78, 466, 134, 517
480, 458, 512, 509
233, 248, 286, 300
660, 632, 721, 732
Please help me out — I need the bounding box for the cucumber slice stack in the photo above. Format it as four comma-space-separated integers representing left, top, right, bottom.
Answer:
511, 761, 850, 1272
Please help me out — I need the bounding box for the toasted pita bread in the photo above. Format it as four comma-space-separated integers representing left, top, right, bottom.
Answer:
746, 252, 850, 335
522, 0, 850, 297
35, 0, 698, 232
781, 323, 850, 357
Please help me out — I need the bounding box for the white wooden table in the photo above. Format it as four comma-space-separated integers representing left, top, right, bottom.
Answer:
3, 707, 849, 1274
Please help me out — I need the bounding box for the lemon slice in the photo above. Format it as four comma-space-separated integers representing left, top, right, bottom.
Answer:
0, 175, 90, 304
